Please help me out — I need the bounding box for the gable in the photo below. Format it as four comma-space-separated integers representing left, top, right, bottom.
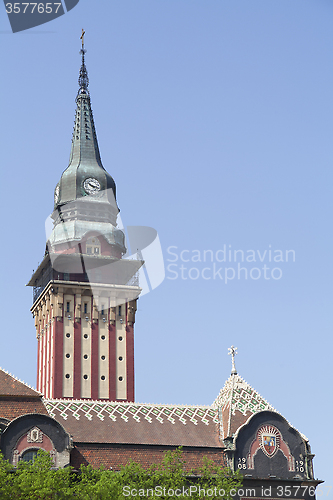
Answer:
234, 411, 311, 480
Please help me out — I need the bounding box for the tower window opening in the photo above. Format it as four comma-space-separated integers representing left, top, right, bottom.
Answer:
66, 302, 70, 313
66, 333, 70, 338
101, 375, 105, 380
86, 237, 101, 255
119, 356, 123, 361
101, 335, 105, 340
83, 354, 88, 359
66, 353, 70, 358
101, 355, 105, 360
118, 336, 123, 341
101, 305, 105, 315
118, 305, 121, 316
83, 374, 88, 380
65, 374, 70, 379
84, 334, 88, 339
119, 376, 123, 381
84, 303, 88, 314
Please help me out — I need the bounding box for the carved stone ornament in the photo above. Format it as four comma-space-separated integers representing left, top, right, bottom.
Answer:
13, 450, 19, 466
27, 427, 43, 443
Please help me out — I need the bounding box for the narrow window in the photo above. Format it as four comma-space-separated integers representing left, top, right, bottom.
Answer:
101, 305, 105, 315
66, 302, 70, 313
84, 303, 88, 314
118, 305, 121, 316
86, 236, 101, 255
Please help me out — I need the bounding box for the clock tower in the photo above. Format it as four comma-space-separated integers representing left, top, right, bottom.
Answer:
28, 42, 142, 402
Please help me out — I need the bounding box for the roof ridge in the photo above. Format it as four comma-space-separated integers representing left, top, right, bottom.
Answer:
43, 398, 214, 409
0, 366, 41, 395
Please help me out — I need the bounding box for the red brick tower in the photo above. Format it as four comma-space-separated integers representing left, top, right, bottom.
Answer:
28, 40, 142, 402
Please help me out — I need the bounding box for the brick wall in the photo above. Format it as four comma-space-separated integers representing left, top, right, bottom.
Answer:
71, 443, 227, 471
0, 398, 48, 421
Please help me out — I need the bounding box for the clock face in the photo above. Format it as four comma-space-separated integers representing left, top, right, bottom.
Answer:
54, 185, 60, 204
83, 177, 101, 195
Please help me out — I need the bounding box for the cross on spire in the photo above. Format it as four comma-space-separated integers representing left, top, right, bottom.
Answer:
80, 29, 85, 49
228, 345, 238, 375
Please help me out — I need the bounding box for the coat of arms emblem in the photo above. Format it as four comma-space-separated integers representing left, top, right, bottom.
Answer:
258, 425, 280, 458
262, 433, 276, 456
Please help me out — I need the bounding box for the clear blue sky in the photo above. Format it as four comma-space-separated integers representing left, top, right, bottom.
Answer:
0, 0, 332, 493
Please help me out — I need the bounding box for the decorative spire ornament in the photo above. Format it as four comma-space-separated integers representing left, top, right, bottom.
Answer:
78, 29, 89, 97
228, 345, 238, 375
80, 28, 85, 48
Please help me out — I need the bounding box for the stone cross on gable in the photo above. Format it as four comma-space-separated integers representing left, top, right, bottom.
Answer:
228, 345, 238, 375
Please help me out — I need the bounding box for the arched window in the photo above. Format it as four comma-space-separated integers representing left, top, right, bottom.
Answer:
21, 449, 38, 463
86, 237, 101, 255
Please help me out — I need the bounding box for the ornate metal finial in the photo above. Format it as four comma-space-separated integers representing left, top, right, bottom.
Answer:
80, 28, 85, 49
77, 29, 89, 97
228, 345, 238, 375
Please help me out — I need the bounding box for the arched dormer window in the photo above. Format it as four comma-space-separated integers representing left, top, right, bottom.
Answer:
21, 449, 38, 463
86, 237, 101, 255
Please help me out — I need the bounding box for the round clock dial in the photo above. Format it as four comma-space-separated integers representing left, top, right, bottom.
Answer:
84, 177, 101, 195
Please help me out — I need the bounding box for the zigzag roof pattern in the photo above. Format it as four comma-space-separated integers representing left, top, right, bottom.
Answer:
44, 399, 219, 425
212, 373, 276, 440
43, 399, 221, 447
213, 373, 276, 416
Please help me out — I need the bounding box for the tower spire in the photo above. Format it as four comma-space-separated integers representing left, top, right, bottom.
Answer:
228, 345, 237, 375
52, 32, 119, 220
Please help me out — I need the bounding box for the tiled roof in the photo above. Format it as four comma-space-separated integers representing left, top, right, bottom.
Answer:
0, 368, 41, 397
0, 368, 48, 421
212, 374, 275, 439
44, 400, 222, 448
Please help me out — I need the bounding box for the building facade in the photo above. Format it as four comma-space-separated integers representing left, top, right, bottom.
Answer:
0, 41, 321, 499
